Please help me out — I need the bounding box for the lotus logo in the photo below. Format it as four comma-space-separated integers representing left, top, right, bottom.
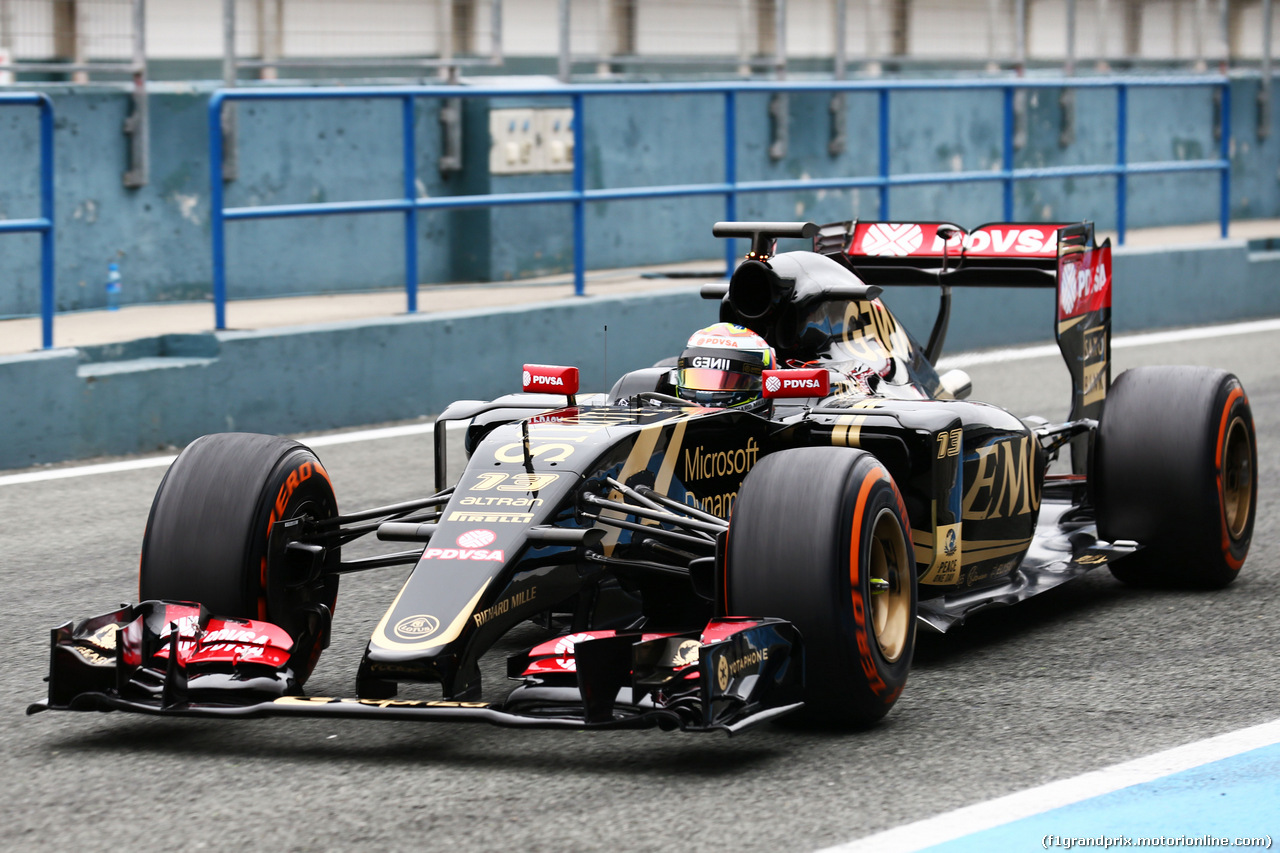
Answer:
765, 375, 782, 393
456, 529, 497, 549
393, 614, 440, 640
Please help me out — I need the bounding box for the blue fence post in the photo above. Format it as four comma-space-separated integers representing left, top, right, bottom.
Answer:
403, 94, 419, 314
724, 89, 737, 275
1002, 86, 1015, 221
38, 96, 55, 350
572, 92, 586, 297
210, 91, 228, 331
1220, 81, 1231, 239
878, 88, 890, 219
200, 78, 1230, 325
1116, 84, 1128, 246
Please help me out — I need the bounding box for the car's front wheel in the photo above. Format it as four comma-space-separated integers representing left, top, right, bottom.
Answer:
138, 432, 340, 683
726, 447, 916, 726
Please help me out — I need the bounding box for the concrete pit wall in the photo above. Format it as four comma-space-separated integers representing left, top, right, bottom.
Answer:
4, 238, 1280, 470
4, 79, 1280, 314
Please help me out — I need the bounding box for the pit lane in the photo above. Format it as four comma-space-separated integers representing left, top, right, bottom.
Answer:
1, 320, 1276, 852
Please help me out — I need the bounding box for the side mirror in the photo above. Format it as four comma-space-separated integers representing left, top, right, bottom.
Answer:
937, 368, 972, 401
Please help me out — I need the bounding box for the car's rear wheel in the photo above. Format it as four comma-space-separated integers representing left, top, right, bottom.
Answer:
139, 432, 340, 682
726, 447, 916, 726
1095, 366, 1256, 588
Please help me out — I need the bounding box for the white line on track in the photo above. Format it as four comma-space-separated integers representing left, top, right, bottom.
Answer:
3, 314, 1278, 489
818, 717, 1280, 853
0, 422, 437, 487
936, 316, 1280, 369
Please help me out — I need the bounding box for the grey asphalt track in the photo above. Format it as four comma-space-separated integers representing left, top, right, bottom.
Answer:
2, 322, 1276, 853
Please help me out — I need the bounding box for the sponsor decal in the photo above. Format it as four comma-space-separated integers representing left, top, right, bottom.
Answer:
716, 655, 731, 691
456, 529, 496, 549
458, 496, 542, 507
683, 437, 760, 481
962, 436, 1040, 520
724, 646, 768, 679
683, 488, 739, 519
472, 586, 538, 628
393, 614, 441, 640
522, 364, 580, 395
551, 631, 595, 672
420, 547, 506, 562
762, 369, 829, 398
448, 511, 535, 524
1057, 247, 1111, 320
667, 639, 701, 668
944, 527, 958, 557
73, 644, 113, 665
274, 696, 490, 710
691, 356, 732, 370
493, 441, 577, 464
852, 223, 1066, 259
860, 222, 925, 256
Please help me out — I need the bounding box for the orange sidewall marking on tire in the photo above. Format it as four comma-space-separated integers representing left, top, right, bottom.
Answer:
849, 465, 891, 699
1215, 388, 1245, 570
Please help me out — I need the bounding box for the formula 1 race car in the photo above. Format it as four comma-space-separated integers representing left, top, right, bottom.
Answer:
29, 219, 1257, 734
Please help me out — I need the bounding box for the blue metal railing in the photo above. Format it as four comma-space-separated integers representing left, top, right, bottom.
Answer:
0, 93, 55, 349
209, 77, 1231, 331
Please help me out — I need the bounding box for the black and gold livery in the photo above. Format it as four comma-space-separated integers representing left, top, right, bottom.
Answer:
31, 220, 1256, 732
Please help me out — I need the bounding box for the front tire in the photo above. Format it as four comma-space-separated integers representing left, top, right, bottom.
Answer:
1095, 366, 1256, 588
727, 447, 916, 726
139, 433, 340, 682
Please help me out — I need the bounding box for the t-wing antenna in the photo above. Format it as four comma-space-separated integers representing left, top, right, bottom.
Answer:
713, 221, 820, 260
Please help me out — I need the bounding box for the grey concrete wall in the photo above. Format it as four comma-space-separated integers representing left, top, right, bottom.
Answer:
4, 79, 1280, 316
4, 239, 1280, 470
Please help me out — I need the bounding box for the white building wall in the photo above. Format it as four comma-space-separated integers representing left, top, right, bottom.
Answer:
0, 0, 1272, 66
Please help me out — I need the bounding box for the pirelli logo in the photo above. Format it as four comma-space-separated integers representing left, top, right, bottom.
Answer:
447, 511, 535, 524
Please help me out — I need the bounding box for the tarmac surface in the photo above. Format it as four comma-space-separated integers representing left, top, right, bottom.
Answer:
1, 318, 1276, 852
5, 218, 1280, 357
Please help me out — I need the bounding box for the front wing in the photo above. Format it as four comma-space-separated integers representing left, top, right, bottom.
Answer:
28, 601, 804, 736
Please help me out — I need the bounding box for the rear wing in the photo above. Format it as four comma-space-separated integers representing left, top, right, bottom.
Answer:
821, 220, 1112, 472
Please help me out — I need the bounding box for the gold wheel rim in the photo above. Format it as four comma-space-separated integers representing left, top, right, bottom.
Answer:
868, 508, 911, 663
1222, 416, 1253, 540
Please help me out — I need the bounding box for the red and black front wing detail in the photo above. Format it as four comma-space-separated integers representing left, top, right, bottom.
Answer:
28, 601, 804, 735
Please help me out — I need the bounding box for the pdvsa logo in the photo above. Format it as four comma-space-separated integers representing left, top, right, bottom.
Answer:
456, 529, 496, 549
861, 223, 924, 256
527, 374, 565, 387
762, 369, 830, 398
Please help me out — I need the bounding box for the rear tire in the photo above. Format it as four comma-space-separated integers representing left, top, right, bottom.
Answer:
139, 433, 340, 682
1095, 366, 1255, 588
727, 447, 916, 726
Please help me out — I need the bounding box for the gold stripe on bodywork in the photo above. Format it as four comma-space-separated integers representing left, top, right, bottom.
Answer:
830, 415, 866, 448
601, 422, 668, 556
960, 537, 1033, 566
370, 578, 492, 652
1057, 315, 1087, 335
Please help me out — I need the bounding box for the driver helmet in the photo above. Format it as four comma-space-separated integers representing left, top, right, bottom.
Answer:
675, 323, 776, 410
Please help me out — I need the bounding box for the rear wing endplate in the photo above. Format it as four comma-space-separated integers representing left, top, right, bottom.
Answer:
823, 220, 1112, 472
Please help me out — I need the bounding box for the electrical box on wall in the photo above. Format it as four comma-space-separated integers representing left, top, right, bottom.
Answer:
489, 109, 537, 175
489, 107, 574, 175
537, 109, 574, 173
